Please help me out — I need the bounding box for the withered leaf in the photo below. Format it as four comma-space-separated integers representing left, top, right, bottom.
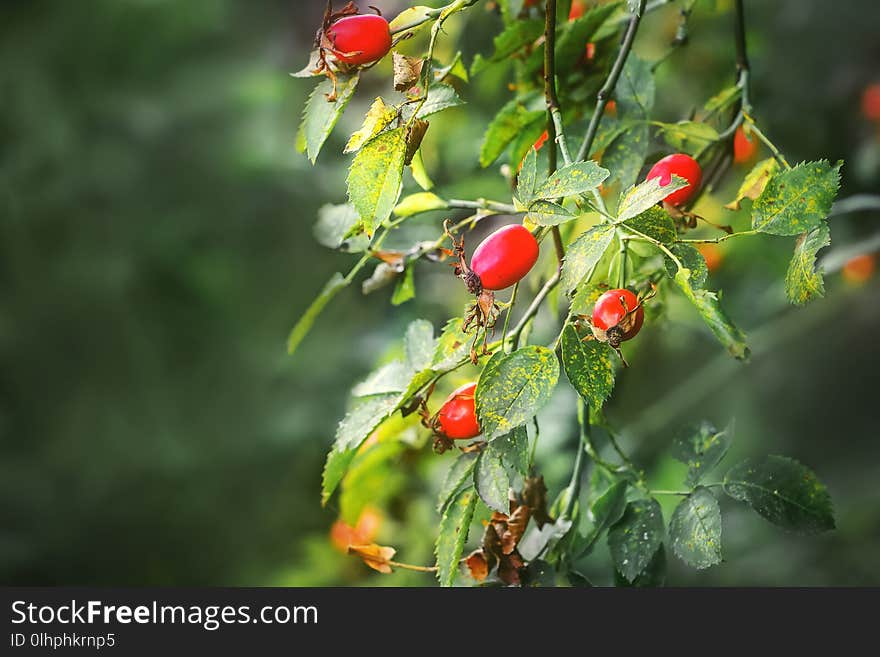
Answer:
500, 504, 531, 555
348, 543, 396, 574
522, 476, 551, 528
393, 53, 424, 92
405, 119, 430, 165
465, 549, 490, 581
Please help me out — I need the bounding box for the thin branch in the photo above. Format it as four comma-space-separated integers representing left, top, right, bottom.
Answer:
543, 0, 567, 264
575, 0, 648, 163
562, 400, 591, 520
507, 270, 560, 349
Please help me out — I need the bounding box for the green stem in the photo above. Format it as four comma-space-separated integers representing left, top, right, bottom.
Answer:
679, 229, 757, 244
746, 120, 792, 170
617, 231, 628, 288
563, 400, 591, 520
575, 0, 648, 163
501, 282, 520, 353
507, 270, 560, 349
447, 198, 519, 214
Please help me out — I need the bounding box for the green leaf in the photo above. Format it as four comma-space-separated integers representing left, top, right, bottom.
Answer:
479, 96, 544, 168
515, 148, 540, 206
560, 224, 616, 293
404, 319, 435, 372
673, 420, 733, 487
673, 269, 750, 360
344, 97, 397, 154
704, 85, 741, 113
723, 455, 835, 534
534, 161, 610, 200
663, 243, 708, 289
555, 3, 622, 73
725, 157, 779, 211
527, 200, 576, 226
409, 149, 435, 191
509, 116, 549, 176
313, 203, 368, 252
669, 487, 723, 569
576, 479, 629, 558
614, 543, 667, 587
608, 498, 665, 582
491, 426, 530, 477
299, 73, 360, 164
431, 318, 471, 369
391, 265, 416, 306
417, 82, 465, 118
785, 223, 831, 306
471, 19, 545, 75
751, 160, 842, 236
321, 393, 400, 504
394, 192, 448, 217
475, 346, 560, 440
433, 51, 469, 83
437, 452, 478, 513
352, 360, 411, 397
474, 447, 510, 513
615, 55, 654, 118
657, 121, 719, 156
623, 205, 677, 244
287, 273, 348, 356
436, 487, 478, 586
618, 177, 688, 223
560, 325, 616, 410
347, 127, 407, 237
601, 123, 650, 193
388, 5, 435, 34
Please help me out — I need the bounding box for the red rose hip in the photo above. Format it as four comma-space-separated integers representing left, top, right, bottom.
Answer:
436, 382, 481, 439
327, 14, 392, 66
592, 288, 644, 347
733, 126, 758, 164
645, 153, 702, 206
470, 224, 540, 291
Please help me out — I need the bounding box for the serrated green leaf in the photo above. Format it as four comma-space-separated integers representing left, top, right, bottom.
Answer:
560, 224, 616, 293
575, 479, 629, 558
491, 425, 530, 477
725, 157, 779, 210
663, 243, 708, 289
347, 127, 407, 236
344, 97, 397, 154
751, 160, 842, 236
436, 487, 478, 586
321, 393, 400, 504
669, 487, 723, 569
723, 455, 835, 534
618, 177, 688, 223
509, 116, 548, 176
475, 346, 560, 440
614, 544, 667, 587
601, 123, 650, 192
417, 83, 465, 118
555, 3, 622, 73
474, 447, 510, 513
608, 498, 665, 582
704, 85, 741, 113
288, 273, 348, 356
431, 318, 471, 369
516, 148, 540, 206
527, 200, 576, 226
394, 192, 448, 217
657, 121, 719, 155
785, 223, 830, 306
313, 203, 368, 252
623, 205, 677, 244
437, 452, 478, 513
299, 73, 360, 164
615, 55, 654, 118
352, 360, 411, 397
391, 263, 416, 306
472, 19, 545, 75
673, 420, 733, 487
534, 161, 610, 200
433, 51, 469, 83
404, 319, 435, 372
560, 325, 616, 410
479, 96, 545, 168
673, 269, 750, 360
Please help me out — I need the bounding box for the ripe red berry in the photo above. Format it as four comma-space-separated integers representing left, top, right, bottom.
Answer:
733, 125, 758, 164
645, 153, 702, 206
592, 288, 644, 347
842, 253, 876, 284
470, 225, 540, 291
326, 14, 392, 66
436, 383, 480, 440
862, 83, 880, 122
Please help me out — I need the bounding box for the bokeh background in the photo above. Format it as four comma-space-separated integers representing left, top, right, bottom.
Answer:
2, 0, 878, 586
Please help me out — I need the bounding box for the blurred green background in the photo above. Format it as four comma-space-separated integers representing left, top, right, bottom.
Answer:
2, 0, 878, 586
